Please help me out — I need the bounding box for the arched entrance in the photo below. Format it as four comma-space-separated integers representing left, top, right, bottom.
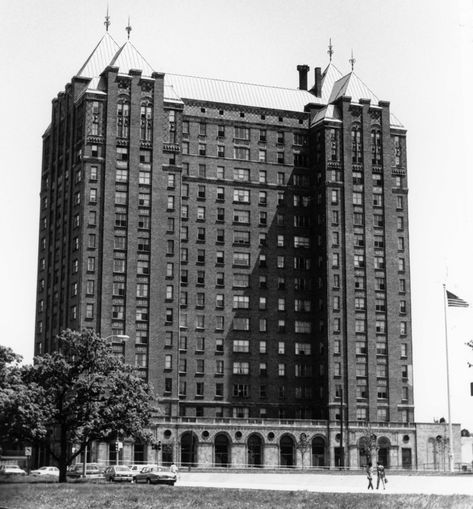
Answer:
312, 436, 325, 467
214, 433, 231, 467
180, 432, 198, 467
247, 434, 263, 467
358, 436, 371, 468
280, 434, 295, 467
377, 436, 391, 468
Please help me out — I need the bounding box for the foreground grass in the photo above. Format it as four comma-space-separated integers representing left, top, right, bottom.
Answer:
0, 484, 472, 509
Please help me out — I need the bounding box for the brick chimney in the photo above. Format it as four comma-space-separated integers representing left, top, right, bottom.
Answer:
313, 67, 322, 98
297, 65, 310, 90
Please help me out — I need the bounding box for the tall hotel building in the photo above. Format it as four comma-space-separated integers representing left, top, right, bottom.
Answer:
35, 29, 456, 469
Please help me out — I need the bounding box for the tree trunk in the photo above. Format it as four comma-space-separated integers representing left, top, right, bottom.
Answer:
58, 425, 69, 483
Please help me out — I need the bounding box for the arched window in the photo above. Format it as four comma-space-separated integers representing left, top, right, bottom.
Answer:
377, 436, 391, 468
180, 432, 198, 467
117, 100, 130, 138
312, 436, 325, 467
247, 434, 263, 467
141, 102, 153, 141
214, 433, 231, 467
280, 434, 295, 467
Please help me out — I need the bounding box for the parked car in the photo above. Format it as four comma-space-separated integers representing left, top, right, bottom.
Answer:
104, 465, 134, 482
66, 463, 103, 479
30, 466, 59, 476
130, 464, 156, 473
133, 466, 176, 485
0, 465, 27, 476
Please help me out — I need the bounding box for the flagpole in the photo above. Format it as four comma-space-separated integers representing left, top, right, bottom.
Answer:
443, 283, 455, 472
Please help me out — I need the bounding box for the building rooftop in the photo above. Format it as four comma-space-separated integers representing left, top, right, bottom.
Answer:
73, 32, 403, 125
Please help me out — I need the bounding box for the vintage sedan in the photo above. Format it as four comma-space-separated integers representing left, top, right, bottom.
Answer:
30, 466, 59, 476
104, 465, 134, 482
0, 465, 26, 476
133, 466, 176, 485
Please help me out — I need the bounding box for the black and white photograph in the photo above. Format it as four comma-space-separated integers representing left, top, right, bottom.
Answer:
1, 0, 472, 507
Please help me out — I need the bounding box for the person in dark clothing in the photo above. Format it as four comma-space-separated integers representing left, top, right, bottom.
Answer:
366, 462, 374, 489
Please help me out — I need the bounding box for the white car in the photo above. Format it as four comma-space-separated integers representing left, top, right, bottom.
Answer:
30, 466, 60, 476
0, 465, 27, 476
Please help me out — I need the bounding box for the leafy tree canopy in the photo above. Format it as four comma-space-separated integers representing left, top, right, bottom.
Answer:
0, 330, 155, 482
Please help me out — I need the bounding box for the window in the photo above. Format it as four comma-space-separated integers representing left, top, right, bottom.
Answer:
138, 215, 150, 229
87, 257, 95, 272
233, 362, 249, 375
258, 149, 266, 162
233, 210, 250, 224
89, 188, 97, 203
137, 259, 149, 275
234, 147, 250, 160
356, 408, 367, 421
295, 321, 311, 333
400, 321, 407, 335
400, 300, 407, 314
294, 236, 310, 248
233, 340, 249, 353
376, 320, 386, 333
233, 189, 250, 203
374, 256, 385, 270
140, 103, 153, 141
398, 258, 405, 272
233, 296, 249, 309
352, 126, 362, 164
356, 363, 367, 377
259, 211, 267, 225
137, 283, 149, 298
353, 192, 363, 205
371, 130, 382, 165
354, 255, 365, 268
167, 196, 175, 210
233, 317, 250, 331
278, 363, 286, 376
259, 297, 267, 310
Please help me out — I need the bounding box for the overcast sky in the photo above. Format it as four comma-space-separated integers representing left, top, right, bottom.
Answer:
1, 0, 472, 430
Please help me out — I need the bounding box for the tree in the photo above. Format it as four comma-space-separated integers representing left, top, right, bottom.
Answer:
296, 433, 310, 469
1, 329, 155, 482
358, 423, 379, 467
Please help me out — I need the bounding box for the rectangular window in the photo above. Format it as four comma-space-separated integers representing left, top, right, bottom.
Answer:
233, 210, 250, 224
233, 318, 250, 331
233, 189, 250, 203
234, 147, 250, 160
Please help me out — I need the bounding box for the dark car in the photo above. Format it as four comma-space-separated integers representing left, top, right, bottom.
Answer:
133, 466, 176, 485
104, 465, 133, 482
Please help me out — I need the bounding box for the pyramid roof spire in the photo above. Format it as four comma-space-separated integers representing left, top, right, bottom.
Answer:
76, 32, 120, 79
328, 71, 379, 104
320, 62, 343, 103
109, 40, 155, 77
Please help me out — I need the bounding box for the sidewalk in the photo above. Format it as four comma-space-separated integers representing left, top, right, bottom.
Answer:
177, 471, 473, 495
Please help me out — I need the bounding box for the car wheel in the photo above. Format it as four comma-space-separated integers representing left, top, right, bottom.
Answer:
170, 481, 175, 486
147, 478, 151, 484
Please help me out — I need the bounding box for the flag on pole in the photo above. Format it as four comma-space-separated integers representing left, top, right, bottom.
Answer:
446, 290, 469, 308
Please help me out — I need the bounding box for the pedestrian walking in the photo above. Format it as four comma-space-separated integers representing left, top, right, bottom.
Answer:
376, 463, 386, 490
366, 462, 374, 490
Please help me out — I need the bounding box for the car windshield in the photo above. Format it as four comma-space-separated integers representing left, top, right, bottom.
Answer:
116, 466, 129, 471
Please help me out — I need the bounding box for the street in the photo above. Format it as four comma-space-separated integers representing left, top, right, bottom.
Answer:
176, 471, 473, 496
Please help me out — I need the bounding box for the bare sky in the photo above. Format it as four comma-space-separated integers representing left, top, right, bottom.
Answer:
1, 0, 472, 430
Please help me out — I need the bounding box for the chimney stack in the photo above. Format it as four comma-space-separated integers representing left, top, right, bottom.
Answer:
313, 67, 322, 98
297, 65, 310, 90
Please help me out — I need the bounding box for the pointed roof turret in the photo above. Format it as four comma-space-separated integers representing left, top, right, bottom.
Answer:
109, 40, 155, 76
328, 71, 378, 104
76, 32, 120, 78
320, 62, 343, 103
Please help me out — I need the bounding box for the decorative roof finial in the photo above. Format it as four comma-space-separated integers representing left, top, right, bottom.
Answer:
349, 49, 356, 71
104, 3, 111, 31
328, 38, 334, 62
126, 16, 132, 40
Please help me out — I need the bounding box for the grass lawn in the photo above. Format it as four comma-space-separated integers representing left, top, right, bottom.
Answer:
0, 484, 472, 509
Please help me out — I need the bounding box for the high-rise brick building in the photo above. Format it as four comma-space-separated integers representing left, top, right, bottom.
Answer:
35, 29, 453, 469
